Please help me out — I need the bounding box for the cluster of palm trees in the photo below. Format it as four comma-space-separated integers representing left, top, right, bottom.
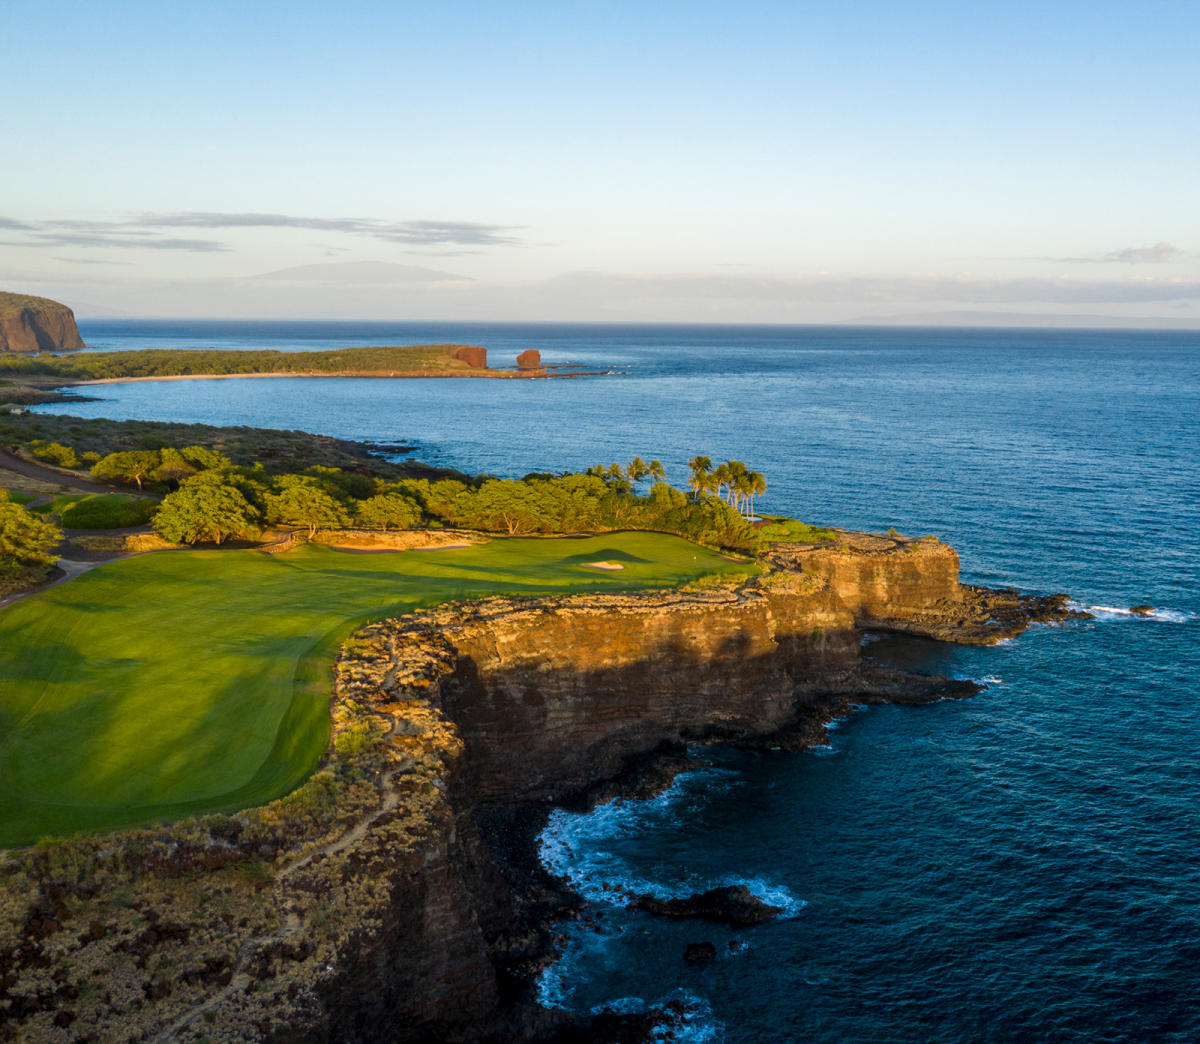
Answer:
587, 455, 768, 519
688, 457, 767, 518
590, 457, 667, 492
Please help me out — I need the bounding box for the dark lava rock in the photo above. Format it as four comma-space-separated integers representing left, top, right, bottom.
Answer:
630, 885, 783, 926
684, 942, 717, 965
1130, 605, 1154, 615
516, 348, 542, 370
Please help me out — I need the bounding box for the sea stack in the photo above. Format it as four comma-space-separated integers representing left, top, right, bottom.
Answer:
516, 348, 541, 370
0, 291, 86, 353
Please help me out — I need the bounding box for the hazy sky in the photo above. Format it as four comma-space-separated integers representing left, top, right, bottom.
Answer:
3, 0, 1198, 323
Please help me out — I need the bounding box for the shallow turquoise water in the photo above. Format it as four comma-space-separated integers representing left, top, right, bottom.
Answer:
42, 320, 1200, 1041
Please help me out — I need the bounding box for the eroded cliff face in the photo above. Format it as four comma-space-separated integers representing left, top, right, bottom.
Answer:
0, 292, 86, 353
438, 573, 856, 805
0, 535, 1059, 1042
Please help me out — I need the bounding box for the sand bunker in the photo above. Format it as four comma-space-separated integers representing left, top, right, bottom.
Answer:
581, 560, 624, 571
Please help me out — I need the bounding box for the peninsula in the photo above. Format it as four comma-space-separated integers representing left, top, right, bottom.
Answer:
0, 521, 1079, 1041
0, 292, 86, 354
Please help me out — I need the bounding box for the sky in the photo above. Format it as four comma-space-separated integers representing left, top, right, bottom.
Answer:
2, 0, 1198, 324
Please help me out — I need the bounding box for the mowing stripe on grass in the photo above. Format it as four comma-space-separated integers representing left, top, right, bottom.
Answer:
0, 534, 756, 846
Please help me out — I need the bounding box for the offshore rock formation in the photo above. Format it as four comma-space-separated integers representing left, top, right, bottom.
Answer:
0, 292, 86, 353
0, 534, 1073, 1042
451, 345, 488, 369
515, 349, 542, 371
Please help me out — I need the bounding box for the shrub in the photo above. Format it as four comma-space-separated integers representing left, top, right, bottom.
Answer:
28, 440, 79, 469
0, 491, 61, 572
757, 516, 837, 543
59, 495, 159, 530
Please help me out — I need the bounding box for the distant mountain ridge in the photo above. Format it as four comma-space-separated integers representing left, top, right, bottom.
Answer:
0, 291, 86, 352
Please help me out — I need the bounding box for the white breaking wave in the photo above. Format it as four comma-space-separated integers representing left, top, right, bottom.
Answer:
1077, 602, 1196, 623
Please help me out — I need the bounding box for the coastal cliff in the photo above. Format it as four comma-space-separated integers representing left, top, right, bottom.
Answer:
0, 535, 1071, 1042
0, 292, 86, 353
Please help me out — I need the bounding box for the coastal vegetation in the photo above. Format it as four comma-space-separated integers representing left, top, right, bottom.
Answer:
0, 344, 490, 380
32, 492, 157, 530
0, 534, 756, 846
0, 412, 436, 477
0, 489, 61, 577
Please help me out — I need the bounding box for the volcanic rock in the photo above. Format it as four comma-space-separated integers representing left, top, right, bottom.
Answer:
0, 292, 86, 353
516, 349, 541, 370
684, 942, 717, 965
451, 345, 488, 368
630, 886, 783, 927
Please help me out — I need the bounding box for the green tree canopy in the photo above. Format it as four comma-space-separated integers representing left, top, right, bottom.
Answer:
265, 475, 349, 536
0, 491, 62, 571
153, 478, 261, 545
90, 450, 162, 490
152, 447, 197, 488
354, 492, 421, 531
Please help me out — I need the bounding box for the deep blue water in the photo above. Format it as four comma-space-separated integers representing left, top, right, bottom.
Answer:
45, 320, 1200, 1041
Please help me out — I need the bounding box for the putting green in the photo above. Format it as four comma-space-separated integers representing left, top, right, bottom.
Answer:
0, 534, 755, 847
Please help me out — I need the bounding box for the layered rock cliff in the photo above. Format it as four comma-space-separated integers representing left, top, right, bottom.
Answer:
0, 535, 1071, 1042
0, 292, 86, 353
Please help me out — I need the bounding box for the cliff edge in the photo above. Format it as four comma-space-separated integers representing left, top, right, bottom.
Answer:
0, 535, 1079, 1042
0, 292, 86, 353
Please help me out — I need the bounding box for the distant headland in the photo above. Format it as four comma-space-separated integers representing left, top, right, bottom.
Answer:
0, 292, 86, 353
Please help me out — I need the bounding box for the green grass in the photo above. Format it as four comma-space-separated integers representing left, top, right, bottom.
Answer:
5, 491, 37, 505
28, 492, 89, 514
29, 492, 155, 529
0, 533, 756, 846
757, 515, 838, 543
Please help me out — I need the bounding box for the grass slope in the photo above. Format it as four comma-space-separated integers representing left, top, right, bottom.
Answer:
0, 344, 481, 380
0, 534, 755, 846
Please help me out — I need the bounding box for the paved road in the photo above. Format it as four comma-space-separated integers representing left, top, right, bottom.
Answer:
0, 447, 122, 494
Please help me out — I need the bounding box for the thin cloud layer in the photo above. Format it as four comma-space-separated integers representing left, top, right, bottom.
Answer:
0, 212, 521, 252
1042, 242, 1182, 264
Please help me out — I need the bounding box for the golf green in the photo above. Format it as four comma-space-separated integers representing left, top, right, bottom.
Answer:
0, 534, 755, 847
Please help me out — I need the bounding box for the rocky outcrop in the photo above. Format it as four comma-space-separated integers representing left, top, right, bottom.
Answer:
0, 535, 1074, 1042
516, 349, 541, 371
631, 885, 784, 926
769, 532, 1088, 643
0, 292, 86, 353
451, 345, 488, 369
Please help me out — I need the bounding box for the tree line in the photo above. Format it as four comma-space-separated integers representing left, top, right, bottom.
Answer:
2, 444, 777, 574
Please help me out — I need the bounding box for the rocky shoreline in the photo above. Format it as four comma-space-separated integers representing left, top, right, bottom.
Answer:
0, 534, 1084, 1042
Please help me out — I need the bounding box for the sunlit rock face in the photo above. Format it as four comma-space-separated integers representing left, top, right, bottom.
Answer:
0, 292, 86, 353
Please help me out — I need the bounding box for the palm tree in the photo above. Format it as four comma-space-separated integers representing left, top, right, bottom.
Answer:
723, 460, 748, 510
648, 459, 667, 485
713, 462, 732, 504
605, 462, 631, 493
746, 471, 767, 519
687, 456, 712, 499
626, 456, 650, 491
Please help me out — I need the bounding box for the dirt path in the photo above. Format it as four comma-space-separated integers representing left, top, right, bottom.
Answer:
0, 447, 122, 494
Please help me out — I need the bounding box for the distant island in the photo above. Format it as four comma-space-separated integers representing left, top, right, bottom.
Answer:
0, 343, 542, 380
0, 344, 599, 408
0, 291, 86, 353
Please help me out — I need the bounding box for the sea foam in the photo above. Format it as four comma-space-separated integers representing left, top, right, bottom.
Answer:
1079, 603, 1196, 623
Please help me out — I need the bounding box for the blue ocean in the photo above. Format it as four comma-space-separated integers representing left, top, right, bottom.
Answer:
40, 319, 1200, 1042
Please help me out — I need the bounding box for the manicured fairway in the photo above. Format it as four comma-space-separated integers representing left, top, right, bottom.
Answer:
0, 534, 755, 847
